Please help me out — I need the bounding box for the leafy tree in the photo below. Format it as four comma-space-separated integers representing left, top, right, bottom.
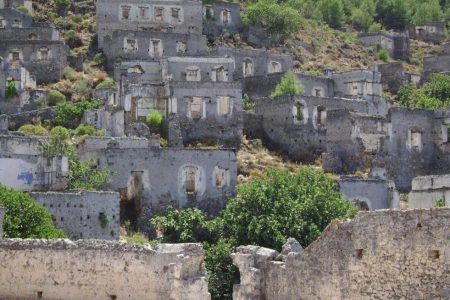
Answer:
412, 0, 444, 24
378, 48, 390, 62
351, 0, 376, 31
0, 184, 66, 239
18, 124, 48, 136
271, 71, 304, 98
243, 0, 302, 38
48, 89, 66, 106
423, 73, 450, 100
5, 80, 17, 99
151, 167, 358, 299
146, 110, 165, 133
375, 0, 411, 30
399, 74, 450, 109
315, 0, 346, 28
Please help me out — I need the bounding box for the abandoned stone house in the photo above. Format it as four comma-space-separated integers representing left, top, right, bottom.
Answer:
408, 174, 450, 208
359, 31, 410, 60
0, 8, 68, 83
0, 0, 32, 12
408, 21, 447, 44
375, 61, 420, 93
324, 107, 450, 192
0, 133, 69, 191
77, 136, 237, 232
422, 44, 450, 82
202, 1, 241, 38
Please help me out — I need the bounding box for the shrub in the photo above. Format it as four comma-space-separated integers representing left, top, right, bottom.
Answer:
242, 94, 255, 111
378, 49, 390, 62
74, 79, 92, 98
412, 0, 444, 25
435, 198, 446, 207
55, 0, 70, 8
5, 80, 17, 99
64, 30, 83, 48
368, 22, 383, 32
63, 66, 78, 81
16, 6, 29, 14
71, 14, 83, 24
146, 110, 164, 133
48, 90, 66, 106
71, 123, 104, 137
17, 124, 48, 136
96, 79, 115, 89
271, 71, 304, 98
0, 184, 66, 239
54, 99, 102, 128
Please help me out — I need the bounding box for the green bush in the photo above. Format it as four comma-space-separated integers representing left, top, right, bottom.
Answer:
378, 49, 390, 62
17, 124, 48, 136
271, 71, 304, 98
350, 0, 376, 31
71, 124, 104, 137
151, 167, 358, 298
54, 99, 102, 128
54, 0, 70, 8
412, 0, 444, 25
0, 184, 66, 239
5, 80, 17, 99
96, 79, 115, 89
243, 0, 302, 38
242, 94, 255, 111
146, 110, 164, 133
74, 79, 92, 98
48, 90, 66, 106
16, 6, 29, 14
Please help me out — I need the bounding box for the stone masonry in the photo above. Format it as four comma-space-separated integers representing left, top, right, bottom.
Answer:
0, 239, 210, 300
233, 209, 450, 300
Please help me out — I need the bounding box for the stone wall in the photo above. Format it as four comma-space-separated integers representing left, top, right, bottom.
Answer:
409, 174, 450, 208
254, 95, 367, 162
6, 107, 55, 130
0, 239, 210, 299
358, 32, 409, 60
83, 109, 125, 137
233, 209, 450, 300
408, 21, 447, 44
30, 191, 121, 240
423, 54, 450, 82
339, 176, 399, 210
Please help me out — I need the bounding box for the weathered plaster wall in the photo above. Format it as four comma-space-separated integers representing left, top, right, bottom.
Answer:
339, 176, 399, 210
233, 209, 450, 300
409, 174, 450, 208
202, 1, 241, 37
30, 191, 121, 240
0, 239, 210, 300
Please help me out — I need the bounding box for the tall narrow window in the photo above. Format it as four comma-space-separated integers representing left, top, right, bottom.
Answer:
212, 66, 227, 82
410, 129, 422, 151
184, 166, 198, 194
214, 167, 229, 188
317, 106, 326, 126
139, 6, 149, 19
190, 97, 203, 119
38, 47, 49, 60
171, 8, 180, 21
121, 5, 131, 20
243, 58, 254, 77
155, 7, 164, 21
217, 96, 231, 116
0, 17, 6, 28
221, 9, 231, 24
149, 39, 162, 57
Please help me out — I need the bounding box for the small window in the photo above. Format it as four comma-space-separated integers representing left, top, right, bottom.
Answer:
124, 38, 138, 52
315, 88, 322, 97
176, 41, 187, 54
0, 17, 5, 28
221, 9, 231, 24
190, 97, 203, 119
212, 66, 227, 82
186, 66, 200, 82
139, 6, 149, 19
217, 96, 231, 116
410, 129, 422, 150
155, 7, 164, 21
149, 39, 162, 57
12, 19, 21, 28
317, 106, 326, 126
171, 8, 180, 21
10, 51, 20, 62
203, 6, 214, 19
294, 102, 305, 123
28, 33, 38, 40
243, 58, 254, 77
39, 47, 49, 60
268, 61, 282, 74
215, 167, 228, 188
121, 5, 131, 20
184, 166, 198, 194
352, 82, 358, 95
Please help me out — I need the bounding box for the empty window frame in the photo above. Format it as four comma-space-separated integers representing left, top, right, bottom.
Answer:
0, 17, 6, 28
351, 82, 359, 95
268, 61, 282, 74
189, 97, 203, 119
171, 7, 180, 21
317, 106, 326, 126
217, 96, 231, 116
221, 9, 231, 24
149, 39, 162, 57
120, 5, 131, 20
154, 7, 164, 21
293, 102, 306, 124
410, 129, 422, 151
243, 58, 254, 77
10, 51, 20, 62
211, 66, 227, 82
186, 66, 201, 82
138, 6, 149, 19
203, 6, 214, 19
184, 166, 198, 194
214, 167, 229, 188
176, 41, 187, 54
38, 47, 49, 60
124, 38, 138, 52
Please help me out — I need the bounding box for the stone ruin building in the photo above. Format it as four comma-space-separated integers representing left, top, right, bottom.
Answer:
358, 31, 410, 60
408, 21, 447, 44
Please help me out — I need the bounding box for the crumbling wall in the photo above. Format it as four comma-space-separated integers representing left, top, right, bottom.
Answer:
423, 54, 450, 82
233, 209, 450, 300
83, 109, 125, 137
202, 1, 241, 37
408, 22, 447, 44
30, 191, 121, 240
409, 174, 450, 208
0, 239, 210, 300
6, 107, 55, 130
255, 95, 367, 162
339, 176, 399, 210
